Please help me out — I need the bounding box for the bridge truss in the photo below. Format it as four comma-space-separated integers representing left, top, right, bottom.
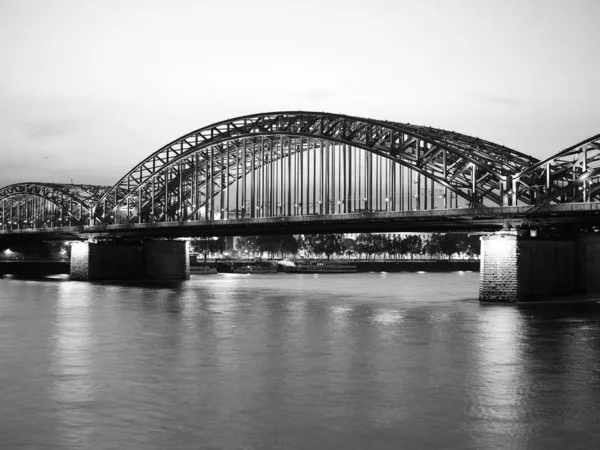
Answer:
92, 111, 538, 225
515, 134, 600, 212
0, 183, 109, 231
1, 111, 598, 233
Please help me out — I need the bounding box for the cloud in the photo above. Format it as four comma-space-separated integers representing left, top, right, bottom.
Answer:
479, 93, 522, 106
20, 118, 82, 140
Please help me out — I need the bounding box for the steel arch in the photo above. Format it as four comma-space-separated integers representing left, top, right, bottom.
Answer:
95, 111, 539, 223
0, 183, 110, 228
516, 133, 600, 213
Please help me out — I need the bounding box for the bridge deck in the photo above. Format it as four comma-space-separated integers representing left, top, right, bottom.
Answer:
2, 203, 600, 239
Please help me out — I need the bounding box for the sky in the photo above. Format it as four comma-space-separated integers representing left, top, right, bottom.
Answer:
0, 0, 599, 188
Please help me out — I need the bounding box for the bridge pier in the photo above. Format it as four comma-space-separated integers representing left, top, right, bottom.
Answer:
479, 233, 600, 302
70, 240, 190, 281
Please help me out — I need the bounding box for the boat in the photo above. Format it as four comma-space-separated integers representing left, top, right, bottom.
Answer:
190, 264, 218, 275
284, 260, 358, 274
230, 261, 278, 274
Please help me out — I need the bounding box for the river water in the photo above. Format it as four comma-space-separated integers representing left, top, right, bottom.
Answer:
1, 272, 599, 449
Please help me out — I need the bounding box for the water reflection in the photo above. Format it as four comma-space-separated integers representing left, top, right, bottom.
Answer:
1, 273, 600, 449
465, 305, 526, 448
51, 282, 97, 448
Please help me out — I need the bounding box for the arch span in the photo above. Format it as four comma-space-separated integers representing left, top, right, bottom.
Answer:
0, 183, 109, 229
515, 133, 600, 212
95, 111, 539, 224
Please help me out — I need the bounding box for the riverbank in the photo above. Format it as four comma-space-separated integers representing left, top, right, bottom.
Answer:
354, 259, 479, 272
0, 260, 69, 277
206, 259, 480, 273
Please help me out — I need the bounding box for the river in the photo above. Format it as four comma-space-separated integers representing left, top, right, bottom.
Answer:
1, 272, 599, 449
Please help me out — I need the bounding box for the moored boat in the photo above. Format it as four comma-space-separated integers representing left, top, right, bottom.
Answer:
231, 261, 278, 274
284, 260, 358, 274
190, 264, 218, 275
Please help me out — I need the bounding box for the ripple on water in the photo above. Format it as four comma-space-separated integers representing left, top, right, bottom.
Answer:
1, 272, 599, 449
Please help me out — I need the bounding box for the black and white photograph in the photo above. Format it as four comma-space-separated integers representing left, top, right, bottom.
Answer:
1, 0, 599, 448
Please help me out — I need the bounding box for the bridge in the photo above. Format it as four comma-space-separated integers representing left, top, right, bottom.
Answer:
1, 111, 600, 302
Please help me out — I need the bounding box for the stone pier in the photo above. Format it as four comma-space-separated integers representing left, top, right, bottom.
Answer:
70, 240, 190, 281
479, 233, 600, 302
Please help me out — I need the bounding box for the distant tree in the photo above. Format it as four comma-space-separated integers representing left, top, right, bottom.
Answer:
427, 233, 444, 259
455, 234, 469, 256
278, 235, 299, 258
439, 234, 454, 259
374, 234, 389, 259
401, 234, 422, 260
256, 234, 299, 258
256, 235, 279, 258
390, 235, 402, 259
355, 233, 371, 259
467, 234, 481, 257
343, 238, 356, 259
303, 233, 345, 260
191, 236, 226, 263
440, 234, 466, 259
236, 235, 259, 257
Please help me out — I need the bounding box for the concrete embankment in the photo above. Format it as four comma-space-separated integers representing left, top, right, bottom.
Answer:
213, 259, 480, 273
0, 261, 69, 277
355, 260, 479, 272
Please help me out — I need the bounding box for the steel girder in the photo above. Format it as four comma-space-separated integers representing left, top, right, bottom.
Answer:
0, 183, 110, 228
95, 111, 538, 224
516, 134, 600, 213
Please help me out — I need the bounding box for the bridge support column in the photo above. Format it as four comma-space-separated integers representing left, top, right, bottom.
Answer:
70, 240, 190, 281
479, 234, 578, 302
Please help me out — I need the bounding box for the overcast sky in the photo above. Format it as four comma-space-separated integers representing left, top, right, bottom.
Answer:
0, 0, 598, 188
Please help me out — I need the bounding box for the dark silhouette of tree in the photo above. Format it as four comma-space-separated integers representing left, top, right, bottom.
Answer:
440, 234, 468, 259
427, 233, 444, 258
191, 236, 226, 263
303, 233, 345, 260
355, 233, 371, 259
467, 234, 481, 257
390, 235, 403, 259
236, 235, 259, 257
279, 235, 299, 258
342, 238, 356, 258
374, 234, 388, 259
455, 235, 469, 255
401, 235, 422, 259
256, 235, 298, 258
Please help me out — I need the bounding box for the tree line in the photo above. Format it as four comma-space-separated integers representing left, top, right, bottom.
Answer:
192, 233, 480, 261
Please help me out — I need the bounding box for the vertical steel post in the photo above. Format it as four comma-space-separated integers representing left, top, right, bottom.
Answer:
287, 137, 292, 215
204, 155, 209, 220
226, 141, 230, 218
325, 141, 331, 214
178, 161, 183, 220
443, 150, 448, 209
242, 138, 246, 218
300, 137, 304, 215
151, 176, 155, 221
313, 139, 317, 214
251, 141, 256, 218
236, 142, 240, 218
471, 163, 477, 207
583, 145, 588, 202
343, 144, 347, 213
278, 134, 285, 215
164, 169, 169, 222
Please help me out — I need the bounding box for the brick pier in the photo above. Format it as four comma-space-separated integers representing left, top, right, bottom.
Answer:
479, 234, 600, 302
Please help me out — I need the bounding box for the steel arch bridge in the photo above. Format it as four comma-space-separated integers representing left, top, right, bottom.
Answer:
1, 111, 599, 235
0, 183, 109, 230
